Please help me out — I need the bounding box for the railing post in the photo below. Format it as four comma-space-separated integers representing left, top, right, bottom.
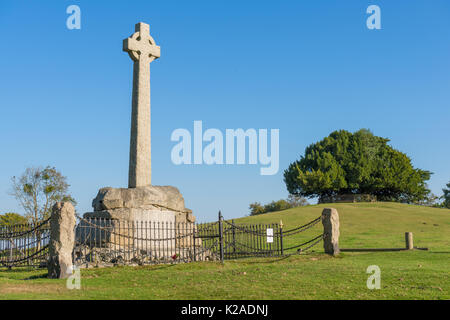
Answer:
321, 208, 340, 256
8, 237, 13, 270
218, 211, 224, 263
231, 219, 236, 255
193, 222, 197, 262
405, 232, 414, 250
279, 220, 284, 256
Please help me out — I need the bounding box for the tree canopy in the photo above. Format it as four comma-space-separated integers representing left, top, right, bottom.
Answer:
442, 181, 450, 209
0, 213, 28, 227
249, 195, 308, 216
10, 166, 76, 224
283, 129, 431, 203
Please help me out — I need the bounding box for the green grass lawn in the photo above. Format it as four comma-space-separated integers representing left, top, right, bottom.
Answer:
0, 202, 449, 300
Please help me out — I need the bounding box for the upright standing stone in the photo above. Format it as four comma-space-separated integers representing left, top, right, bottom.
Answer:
48, 202, 76, 279
405, 232, 414, 250
123, 22, 161, 188
321, 208, 340, 256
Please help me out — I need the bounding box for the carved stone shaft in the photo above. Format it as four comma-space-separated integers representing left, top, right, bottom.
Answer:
123, 22, 161, 188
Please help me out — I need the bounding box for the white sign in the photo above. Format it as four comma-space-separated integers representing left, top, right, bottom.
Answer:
266, 228, 273, 243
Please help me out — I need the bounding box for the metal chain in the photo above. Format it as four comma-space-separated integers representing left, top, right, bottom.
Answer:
300, 234, 324, 251
142, 203, 192, 214
222, 217, 321, 238
73, 232, 221, 265
196, 223, 220, 235
0, 244, 49, 267
222, 221, 273, 237
0, 218, 51, 240
194, 239, 220, 257
224, 242, 275, 256
227, 239, 274, 253
3, 233, 50, 250
282, 218, 321, 237
75, 213, 197, 242
283, 233, 324, 251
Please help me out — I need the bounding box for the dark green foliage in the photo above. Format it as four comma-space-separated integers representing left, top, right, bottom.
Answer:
249, 196, 308, 216
284, 129, 431, 203
249, 202, 265, 216
442, 181, 450, 209
264, 200, 292, 213
0, 213, 28, 227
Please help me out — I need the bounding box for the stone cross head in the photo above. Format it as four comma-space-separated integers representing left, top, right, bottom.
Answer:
123, 22, 161, 63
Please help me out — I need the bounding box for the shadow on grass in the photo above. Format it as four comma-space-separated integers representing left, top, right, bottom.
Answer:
0, 267, 45, 274
142, 264, 178, 271
113, 263, 178, 272
0, 267, 48, 281
24, 273, 48, 280
227, 254, 300, 264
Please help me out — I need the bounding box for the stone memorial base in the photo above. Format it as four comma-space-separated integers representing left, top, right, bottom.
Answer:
89, 185, 194, 222
77, 185, 199, 251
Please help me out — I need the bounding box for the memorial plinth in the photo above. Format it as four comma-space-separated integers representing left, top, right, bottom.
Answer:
84, 185, 195, 224
79, 186, 196, 250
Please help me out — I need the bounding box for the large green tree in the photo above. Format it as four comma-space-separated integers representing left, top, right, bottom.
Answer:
284, 129, 431, 203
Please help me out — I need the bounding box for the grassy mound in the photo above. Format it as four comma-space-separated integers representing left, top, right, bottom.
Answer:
234, 202, 450, 251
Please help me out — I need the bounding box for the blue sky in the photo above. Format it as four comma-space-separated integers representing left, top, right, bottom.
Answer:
0, 1, 449, 222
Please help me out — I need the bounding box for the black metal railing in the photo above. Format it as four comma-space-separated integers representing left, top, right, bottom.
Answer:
195, 211, 323, 261
0, 219, 50, 269
1, 211, 325, 269
73, 216, 221, 267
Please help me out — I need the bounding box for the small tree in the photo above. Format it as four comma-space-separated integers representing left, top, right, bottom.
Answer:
264, 200, 292, 213
442, 181, 450, 209
287, 194, 309, 207
415, 193, 440, 207
249, 202, 266, 216
249, 196, 308, 216
0, 213, 28, 227
10, 166, 76, 225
